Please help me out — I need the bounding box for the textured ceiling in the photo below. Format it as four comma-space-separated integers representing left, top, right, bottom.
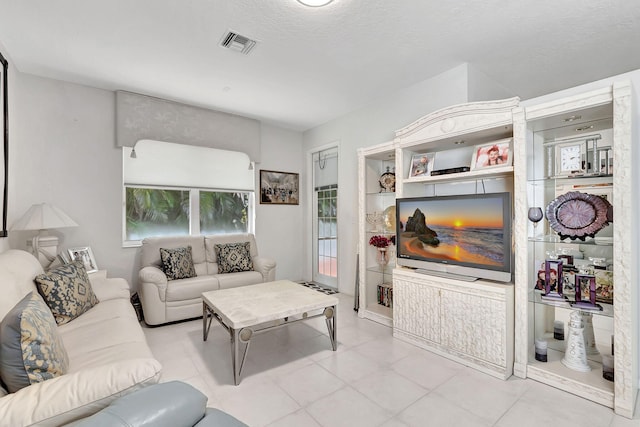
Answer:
0, 0, 639, 131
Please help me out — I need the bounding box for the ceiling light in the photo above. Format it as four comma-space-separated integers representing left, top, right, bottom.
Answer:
297, 0, 334, 7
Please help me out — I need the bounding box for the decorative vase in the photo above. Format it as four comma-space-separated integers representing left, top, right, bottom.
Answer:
376, 247, 389, 266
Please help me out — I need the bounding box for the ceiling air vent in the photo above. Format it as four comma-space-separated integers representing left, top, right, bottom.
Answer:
220, 31, 257, 55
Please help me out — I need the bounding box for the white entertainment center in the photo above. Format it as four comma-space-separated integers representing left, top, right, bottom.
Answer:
357, 81, 637, 417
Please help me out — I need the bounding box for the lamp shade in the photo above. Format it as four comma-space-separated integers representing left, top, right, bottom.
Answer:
11, 203, 79, 231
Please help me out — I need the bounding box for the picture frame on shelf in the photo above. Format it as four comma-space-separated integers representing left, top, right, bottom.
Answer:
409, 153, 435, 177
544, 260, 563, 296
67, 246, 98, 273
594, 270, 613, 304
259, 170, 299, 205
574, 274, 598, 307
470, 138, 512, 171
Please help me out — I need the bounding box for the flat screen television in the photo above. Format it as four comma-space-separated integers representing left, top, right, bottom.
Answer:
395, 192, 512, 282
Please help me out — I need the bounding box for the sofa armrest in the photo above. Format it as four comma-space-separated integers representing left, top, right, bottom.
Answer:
68, 381, 207, 427
139, 266, 168, 301
0, 358, 161, 427
252, 256, 276, 282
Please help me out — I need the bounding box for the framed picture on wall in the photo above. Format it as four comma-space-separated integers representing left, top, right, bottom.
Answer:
68, 246, 98, 273
259, 170, 299, 205
470, 138, 513, 171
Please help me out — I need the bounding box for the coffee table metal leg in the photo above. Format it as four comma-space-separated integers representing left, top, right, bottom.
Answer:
231, 327, 253, 385
324, 305, 337, 351
203, 302, 214, 341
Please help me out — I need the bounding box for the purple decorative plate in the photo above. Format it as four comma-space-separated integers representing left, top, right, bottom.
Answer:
545, 191, 612, 240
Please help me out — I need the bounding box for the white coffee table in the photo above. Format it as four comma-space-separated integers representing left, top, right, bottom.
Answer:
202, 280, 339, 385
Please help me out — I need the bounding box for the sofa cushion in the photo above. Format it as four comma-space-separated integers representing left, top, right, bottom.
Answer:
165, 276, 219, 302
0, 292, 69, 393
34, 261, 100, 325
214, 242, 253, 274
160, 246, 197, 280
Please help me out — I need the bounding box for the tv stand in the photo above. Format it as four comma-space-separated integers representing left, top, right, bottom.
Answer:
414, 268, 478, 282
393, 267, 514, 380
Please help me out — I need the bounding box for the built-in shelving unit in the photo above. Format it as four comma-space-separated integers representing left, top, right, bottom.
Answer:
390, 97, 519, 379
513, 81, 637, 418
357, 142, 396, 326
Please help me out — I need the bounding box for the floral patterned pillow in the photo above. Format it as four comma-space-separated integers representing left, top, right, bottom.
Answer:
214, 242, 253, 274
0, 292, 69, 392
160, 246, 197, 280
35, 261, 99, 325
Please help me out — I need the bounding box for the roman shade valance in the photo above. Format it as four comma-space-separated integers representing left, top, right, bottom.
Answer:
123, 140, 254, 192
116, 91, 261, 163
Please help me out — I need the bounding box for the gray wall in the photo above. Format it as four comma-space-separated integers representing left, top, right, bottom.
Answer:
5, 71, 304, 289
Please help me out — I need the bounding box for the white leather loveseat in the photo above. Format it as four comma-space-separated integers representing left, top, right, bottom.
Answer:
0, 250, 162, 427
138, 233, 276, 326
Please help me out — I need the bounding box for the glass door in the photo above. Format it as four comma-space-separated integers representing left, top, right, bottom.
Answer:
312, 147, 338, 289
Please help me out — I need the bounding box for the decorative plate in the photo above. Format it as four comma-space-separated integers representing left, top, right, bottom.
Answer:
383, 205, 396, 232
379, 167, 395, 192
545, 191, 612, 240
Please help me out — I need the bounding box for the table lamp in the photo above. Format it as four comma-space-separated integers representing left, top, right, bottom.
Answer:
11, 203, 79, 267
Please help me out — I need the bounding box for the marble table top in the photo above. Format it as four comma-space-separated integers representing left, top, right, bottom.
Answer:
202, 280, 339, 329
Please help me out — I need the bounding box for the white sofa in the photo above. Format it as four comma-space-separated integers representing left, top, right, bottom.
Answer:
138, 233, 276, 326
0, 250, 162, 427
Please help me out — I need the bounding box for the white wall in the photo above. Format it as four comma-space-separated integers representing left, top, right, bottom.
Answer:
255, 123, 305, 281
5, 71, 304, 289
302, 64, 473, 294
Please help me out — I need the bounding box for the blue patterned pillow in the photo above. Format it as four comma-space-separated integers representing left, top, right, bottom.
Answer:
0, 292, 69, 393
34, 260, 99, 325
160, 246, 197, 280
214, 242, 253, 274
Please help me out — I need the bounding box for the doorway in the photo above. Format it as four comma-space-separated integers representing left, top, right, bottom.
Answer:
311, 146, 338, 289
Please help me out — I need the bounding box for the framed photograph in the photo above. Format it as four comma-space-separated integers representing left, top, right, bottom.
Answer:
558, 254, 574, 265
68, 246, 98, 273
470, 138, 512, 171
544, 260, 563, 296
0, 51, 8, 237
259, 170, 299, 205
409, 153, 435, 178
575, 274, 597, 305
594, 270, 613, 304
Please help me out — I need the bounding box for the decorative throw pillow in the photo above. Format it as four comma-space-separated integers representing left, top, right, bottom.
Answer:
214, 242, 253, 274
0, 292, 69, 393
34, 260, 99, 325
160, 246, 197, 280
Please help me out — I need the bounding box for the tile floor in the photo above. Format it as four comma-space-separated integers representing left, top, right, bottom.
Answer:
142, 294, 638, 427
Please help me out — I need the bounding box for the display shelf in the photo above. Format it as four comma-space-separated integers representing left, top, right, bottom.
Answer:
513, 81, 637, 417
527, 346, 614, 408
358, 141, 397, 326
529, 291, 614, 318
527, 235, 613, 246
402, 165, 513, 185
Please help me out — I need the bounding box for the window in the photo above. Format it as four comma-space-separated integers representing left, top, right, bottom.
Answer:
317, 185, 337, 278
123, 140, 255, 245
199, 190, 250, 234
125, 187, 189, 240
124, 187, 251, 242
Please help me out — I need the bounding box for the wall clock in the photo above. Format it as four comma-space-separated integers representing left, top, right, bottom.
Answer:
554, 142, 586, 176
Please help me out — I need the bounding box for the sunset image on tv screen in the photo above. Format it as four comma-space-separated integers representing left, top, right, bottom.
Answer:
397, 196, 505, 267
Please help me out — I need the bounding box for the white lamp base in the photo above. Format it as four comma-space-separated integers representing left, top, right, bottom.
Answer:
26, 234, 59, 268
